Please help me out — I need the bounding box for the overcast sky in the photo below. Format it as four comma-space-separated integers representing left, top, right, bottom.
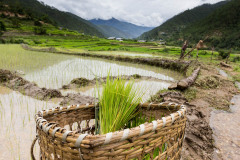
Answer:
39, 0, 224, 27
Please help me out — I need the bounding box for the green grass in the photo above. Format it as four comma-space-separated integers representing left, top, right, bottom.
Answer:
97, 74, 143, 134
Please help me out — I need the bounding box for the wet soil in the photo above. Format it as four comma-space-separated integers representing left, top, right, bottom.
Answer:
0, 69, 96, 106
62, 74, 172, 90
182, 66, 238, 159
0, 69, 62, 100
210, 68, 240, 160
150, 64, 238, 160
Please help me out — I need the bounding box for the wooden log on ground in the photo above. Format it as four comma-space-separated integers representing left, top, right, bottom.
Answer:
169, 66, 201, 90
220, 62, 232, 68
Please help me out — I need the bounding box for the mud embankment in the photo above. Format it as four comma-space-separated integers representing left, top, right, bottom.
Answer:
0, 69, 62, 100
21, 44, 190, 72
0, 69, 95, 105
152, 91, 214, 160
150, 65, 238, 160
62, 74, 173, 90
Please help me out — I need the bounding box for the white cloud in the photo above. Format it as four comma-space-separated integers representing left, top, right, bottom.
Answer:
39, 0, 224, 27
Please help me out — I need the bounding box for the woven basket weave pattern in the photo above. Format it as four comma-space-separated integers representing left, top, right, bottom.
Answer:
35, 103, 187, 160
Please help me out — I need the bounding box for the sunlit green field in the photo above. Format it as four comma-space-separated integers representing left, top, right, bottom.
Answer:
0, 44, 74, 73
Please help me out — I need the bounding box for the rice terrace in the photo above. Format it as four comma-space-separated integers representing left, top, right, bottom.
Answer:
0, 0, 240, 160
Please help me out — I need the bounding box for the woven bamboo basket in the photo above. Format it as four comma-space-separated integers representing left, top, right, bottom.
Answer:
32, 102, 187, 160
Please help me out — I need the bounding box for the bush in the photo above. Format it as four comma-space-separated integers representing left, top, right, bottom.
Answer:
218, 50, 229, 59
34, 27, 47, 35
0, 38, 6, 44
232, 56, 240, 62
34, 20, 42, 26
199, 51, 207, 55
11, 18, 21, 28
162, 47, 169, 53
0, 21, 6, 31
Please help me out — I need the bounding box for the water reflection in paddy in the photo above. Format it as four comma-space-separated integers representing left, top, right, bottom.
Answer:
24, 57, 182, 89
61, 80, 171, 102
0, 87, 60, 160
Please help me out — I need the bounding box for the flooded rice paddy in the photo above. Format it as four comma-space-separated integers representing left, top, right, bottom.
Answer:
61, 80, 171, 102
0, 44, 183, 159
0, 86, 59, 160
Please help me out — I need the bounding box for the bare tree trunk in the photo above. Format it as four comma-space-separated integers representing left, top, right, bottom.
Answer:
196, 49, 199, 60
211, 47, 214, 61
182, 47, 196, 59
169, 67, 201, 90
177, 67, 201, 90
225, 49, 232, 64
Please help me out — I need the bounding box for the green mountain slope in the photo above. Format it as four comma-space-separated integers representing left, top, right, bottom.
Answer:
139, 1, 227, 42
1, 0, 104, 37
182, 0, 240, 49
90, 18, 153, 39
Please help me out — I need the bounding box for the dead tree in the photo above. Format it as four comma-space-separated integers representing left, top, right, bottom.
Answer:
181, 36, 209, 60
225, 49, 232, 64
179, 40, 188, 59
211, 47, 214, 61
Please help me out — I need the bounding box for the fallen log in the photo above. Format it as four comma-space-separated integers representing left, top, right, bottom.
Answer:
169, 66, 201, 90
220, 62, 232, 68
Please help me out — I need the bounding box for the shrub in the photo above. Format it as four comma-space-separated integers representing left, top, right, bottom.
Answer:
34, 20, 42, 26
199, 51, 207, 55
218, 50, 229, 59
232, 56, 240, 62
34, 27, 47, 35
162, 47, 169, 53
0, 21, 6, 31
11, 18, 21, 28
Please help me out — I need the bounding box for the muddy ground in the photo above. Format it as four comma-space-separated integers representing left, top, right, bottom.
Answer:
150, 63, 238, 160
0, 62, 238, 160
62, 74, 172, 90
0, 69, 95, 105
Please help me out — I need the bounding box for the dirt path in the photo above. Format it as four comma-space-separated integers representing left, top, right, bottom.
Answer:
210, 68, 240, 159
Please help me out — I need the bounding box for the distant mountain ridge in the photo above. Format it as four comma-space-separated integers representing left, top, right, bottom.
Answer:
139, 1, 228, 42
90, 18, 154, 39
2, 0, 104, 37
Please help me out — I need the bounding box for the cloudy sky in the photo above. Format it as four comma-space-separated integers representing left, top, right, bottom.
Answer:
39, 0, 224, 27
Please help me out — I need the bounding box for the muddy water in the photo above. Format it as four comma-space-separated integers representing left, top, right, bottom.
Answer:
0, 86, 60, 160
61, 80, 171, 102
210, 69, 240, 159
23, 56, 182, 89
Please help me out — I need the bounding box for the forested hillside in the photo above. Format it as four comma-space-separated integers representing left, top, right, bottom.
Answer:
139, 1, 227, 45
182, 0, 240, 49
1, 0, 104, 37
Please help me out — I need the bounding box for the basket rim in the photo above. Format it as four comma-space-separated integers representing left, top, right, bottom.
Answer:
35, 102, 187, 148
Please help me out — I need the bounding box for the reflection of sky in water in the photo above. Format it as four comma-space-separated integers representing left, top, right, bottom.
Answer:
0, 88, 59, 160
24, 58, 176, 89
61, 80, 171, 102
